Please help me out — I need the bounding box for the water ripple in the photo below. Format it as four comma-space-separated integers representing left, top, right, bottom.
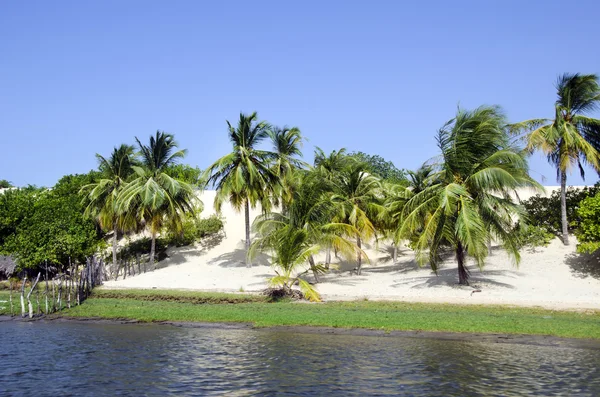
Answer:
1, 321, 600, 396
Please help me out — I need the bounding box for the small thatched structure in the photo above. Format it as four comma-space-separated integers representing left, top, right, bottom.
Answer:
0, 256, 17, 279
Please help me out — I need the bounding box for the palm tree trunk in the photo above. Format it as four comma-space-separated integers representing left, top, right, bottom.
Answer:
308, 255, 320, 283
393, 243, 398, 263
356, 235, 362, 275
112, 222, 118, 272
456, 242, 470, 285
325, 247, 331, 269
149, 230, 156, 268
560, 170, 569, 245
245, 198, 252, 267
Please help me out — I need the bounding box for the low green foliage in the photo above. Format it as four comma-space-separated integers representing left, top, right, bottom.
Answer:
165, 214, 224, 247
58, 291, 600, 339
119, 237, 170, 262
92, 289, 265, 303
576, 193, 600, 254
514, 224, 555, 250
521, 185, 600, 235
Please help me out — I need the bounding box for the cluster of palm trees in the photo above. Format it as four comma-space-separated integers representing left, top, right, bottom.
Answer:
206, 73, 600, 300
81, 132, 199, 270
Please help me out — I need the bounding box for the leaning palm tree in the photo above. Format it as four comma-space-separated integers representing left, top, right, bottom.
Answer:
401, 105, 541, 285
511, 73, 600, 245
81, 144, 137, 269
118, 131, 198, 267
251, 176, 362, 296
269, 126, 308, 213
204, 112, 280, 265
330, 161, 383, 275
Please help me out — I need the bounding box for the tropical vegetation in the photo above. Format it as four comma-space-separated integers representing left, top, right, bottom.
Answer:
512, 73, 600, 245
1, 72, 600, 304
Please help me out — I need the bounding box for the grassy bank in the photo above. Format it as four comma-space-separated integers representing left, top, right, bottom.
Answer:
24, 289, 596, 340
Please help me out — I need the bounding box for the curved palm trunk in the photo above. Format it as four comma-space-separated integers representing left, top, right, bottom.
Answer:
560, 170, 569, 245
245, 198, 252, 267
308, 255, 320, 283
356, 235, 362, 275
456, 242, 470, 285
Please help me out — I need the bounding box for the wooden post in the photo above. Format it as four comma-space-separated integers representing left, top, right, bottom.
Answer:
51, 277, 56, 313
36, 288, 40, 315
9, 279, 14, 316
27, 273, 41, 318
20, 274, 26, 318
44, 261, 49, 315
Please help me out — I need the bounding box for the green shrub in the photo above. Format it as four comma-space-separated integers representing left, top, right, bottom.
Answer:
576, 193, 600, 254
521, 184, 600, 235
165, 215, 224, 247
514, 223, 555, 250
120, 237, 170, 262
196, 215, 224, 237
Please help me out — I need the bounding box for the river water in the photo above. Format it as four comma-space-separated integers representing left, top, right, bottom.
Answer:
1, 321, 600, 396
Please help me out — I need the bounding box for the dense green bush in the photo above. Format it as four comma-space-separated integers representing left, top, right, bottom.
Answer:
514, 223, 555, 250
166, 215, 224, 246
521, 184, 600, 235
0, 172, 104, 272
576, 193, 600, 254
120, 237, 170, 262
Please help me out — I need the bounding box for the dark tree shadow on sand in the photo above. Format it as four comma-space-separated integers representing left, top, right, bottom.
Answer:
390, 266, 517, 290
565, 251, 600, 279
208, 244, 271, 268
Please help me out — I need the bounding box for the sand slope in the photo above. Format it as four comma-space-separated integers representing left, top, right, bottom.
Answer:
104, 190, 600, 310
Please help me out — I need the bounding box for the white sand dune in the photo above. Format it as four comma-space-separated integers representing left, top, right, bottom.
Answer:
103, 189, 600, 310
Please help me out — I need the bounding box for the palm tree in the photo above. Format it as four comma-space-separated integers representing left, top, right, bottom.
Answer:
251, 173, 361, 295
313, 147, 354, 264
401, 105, 541, 285
81, 144, 137, 270
330, 161, 383, 275
313, 147, 351, 179
119, 131, 198, 267
511, 73, 600, 245
407, 164, 436, 194
204, 112, 280, 265
251, 226, 323, 301
269, 126, 307, 213
379, 181, 412, 263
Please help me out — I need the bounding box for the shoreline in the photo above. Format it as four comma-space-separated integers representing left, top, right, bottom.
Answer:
3, 314, 600, 350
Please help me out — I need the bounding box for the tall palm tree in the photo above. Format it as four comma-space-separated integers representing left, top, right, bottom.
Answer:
81, 144, 137, 269
511, 73, 600, 245
313, 147, 354, 264
269, 126, 307, 213
401, 106, 541, 285
330, 161, 383, 275
313, 147, 351, 179
119, 131, 198, 267
379, 181, 412, 263
204, 112, 280, 265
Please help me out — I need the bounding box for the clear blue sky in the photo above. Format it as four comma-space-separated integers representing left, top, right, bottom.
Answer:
2, 0, 599, 187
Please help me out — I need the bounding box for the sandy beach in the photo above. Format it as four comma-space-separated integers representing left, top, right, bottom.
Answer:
104, 190, 600, 311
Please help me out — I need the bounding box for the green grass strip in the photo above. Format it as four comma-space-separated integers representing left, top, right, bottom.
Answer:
3, 289, 599, 339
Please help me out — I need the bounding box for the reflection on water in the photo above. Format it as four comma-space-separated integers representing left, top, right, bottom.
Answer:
1, 321, 600, 396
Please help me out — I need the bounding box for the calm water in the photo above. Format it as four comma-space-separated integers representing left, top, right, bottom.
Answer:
1, 321, 600, 396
